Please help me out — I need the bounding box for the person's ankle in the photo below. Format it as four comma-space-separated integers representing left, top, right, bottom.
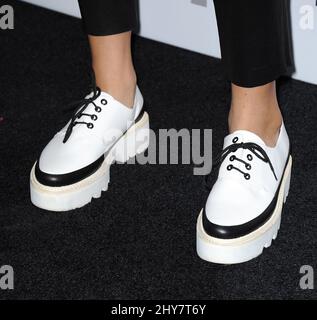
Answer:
228, 104, 283, 147
229, 82, 284, 147
101, 78, 137, 108
94, 67, 137, 108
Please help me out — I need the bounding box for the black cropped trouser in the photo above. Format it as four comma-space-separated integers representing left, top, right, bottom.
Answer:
78, 0, 294, 88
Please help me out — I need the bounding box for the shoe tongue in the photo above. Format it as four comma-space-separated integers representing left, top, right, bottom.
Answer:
85, 90, 114, 102
223, 130, 266, 149
99, 90, 115, 101
84, 90, 129, 111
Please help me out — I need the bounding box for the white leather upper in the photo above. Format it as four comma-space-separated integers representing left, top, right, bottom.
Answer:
205, 123, 290, 226
39, 87, 143, 174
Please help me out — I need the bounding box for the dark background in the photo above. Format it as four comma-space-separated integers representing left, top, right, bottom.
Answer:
0, 0, 317, 299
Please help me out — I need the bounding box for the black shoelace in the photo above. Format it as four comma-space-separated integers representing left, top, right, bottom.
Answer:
205, 136, 277, 189
63, 79, 107, 143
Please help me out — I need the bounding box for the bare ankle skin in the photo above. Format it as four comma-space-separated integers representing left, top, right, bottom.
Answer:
228, 81, 283, 147
89, 32, 137, 108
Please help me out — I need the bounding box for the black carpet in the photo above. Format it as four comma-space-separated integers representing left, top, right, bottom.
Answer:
1, 1, 317, 300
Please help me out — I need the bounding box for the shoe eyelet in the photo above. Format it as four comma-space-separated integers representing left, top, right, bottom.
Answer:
232, 137, 239, 143
91, 115, 98, 121
247, 154, 253, 161
101, 99, 107, 105
229, 155, 235, 161
227, 165, 233, 171
87, 123, 94, 129
95, 106, 102, 113
244, 173, 250, 180
246, 164, 252, 170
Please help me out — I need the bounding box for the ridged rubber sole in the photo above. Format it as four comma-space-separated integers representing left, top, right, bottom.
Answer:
196, 155, 292, 264
30, 112, 150, 212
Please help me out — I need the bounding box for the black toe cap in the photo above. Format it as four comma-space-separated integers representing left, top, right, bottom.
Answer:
35, 155, 104, 187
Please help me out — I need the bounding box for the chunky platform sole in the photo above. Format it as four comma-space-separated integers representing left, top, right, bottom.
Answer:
30, 112, 150, 212
196, 155, 292, 264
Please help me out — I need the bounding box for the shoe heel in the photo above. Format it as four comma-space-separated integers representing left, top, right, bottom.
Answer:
114, 112, 150, 163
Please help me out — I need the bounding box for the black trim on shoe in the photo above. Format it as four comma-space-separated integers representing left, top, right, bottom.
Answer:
202, 153, 291, 240
35, 155, 105, 187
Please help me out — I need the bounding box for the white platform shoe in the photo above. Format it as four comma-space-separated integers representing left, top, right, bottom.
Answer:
30, 86, 149, 211
197, 123, 291, 264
